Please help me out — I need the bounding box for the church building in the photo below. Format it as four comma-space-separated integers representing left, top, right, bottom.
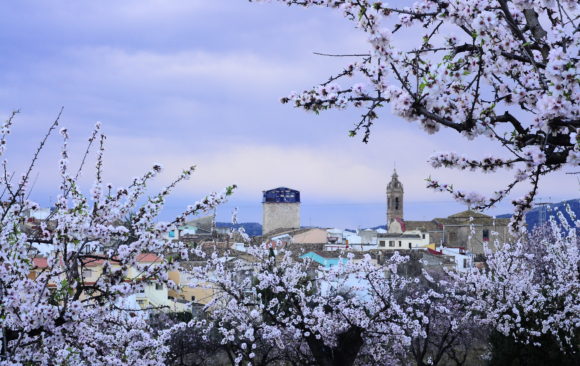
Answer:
384, 169, 511, 255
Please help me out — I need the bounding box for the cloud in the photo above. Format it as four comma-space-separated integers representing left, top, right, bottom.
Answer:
0, 0, 575, 227
6, 110, 575, 229
95, 127, 576, 204
0, 0, 226, 32
63, 47, 311, 93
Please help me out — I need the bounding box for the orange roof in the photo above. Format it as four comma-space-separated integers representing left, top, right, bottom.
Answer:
136, 253, 162, 263
83, 258, 108, 267
32, 253, 162, 269
84, 253, 162, 266
33, 257, 48, 268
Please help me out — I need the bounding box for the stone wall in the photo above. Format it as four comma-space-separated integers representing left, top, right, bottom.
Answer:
262, 202, 300, 235
444, 224, 509, 254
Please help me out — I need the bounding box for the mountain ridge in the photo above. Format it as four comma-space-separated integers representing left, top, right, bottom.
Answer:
496, 198, 579, 229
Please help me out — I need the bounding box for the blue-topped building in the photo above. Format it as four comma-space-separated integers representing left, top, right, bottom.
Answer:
263, 187, 300, 203
262, 187, 301, 235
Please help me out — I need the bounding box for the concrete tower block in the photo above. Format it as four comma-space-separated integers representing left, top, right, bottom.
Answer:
262, 187, 300, 235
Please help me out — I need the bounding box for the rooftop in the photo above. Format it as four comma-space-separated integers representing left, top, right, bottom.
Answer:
263, 187, 300, 203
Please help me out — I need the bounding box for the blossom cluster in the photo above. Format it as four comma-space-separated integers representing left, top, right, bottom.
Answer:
186, 242, 499, 365
185, 210, 578, 364
255, 0, 580, 227
449, 210, 580, 350
0, 116, 234, 365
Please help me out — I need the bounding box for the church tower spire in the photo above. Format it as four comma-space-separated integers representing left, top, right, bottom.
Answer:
387, 168, 404, 225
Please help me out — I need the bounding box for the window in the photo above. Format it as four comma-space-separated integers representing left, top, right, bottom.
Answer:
408, 242, 412, 248
82, 269, 93, 278
422, 234, 425, 239
155, 283, 164, 291
379, 241, 385, 247
137, 299, 147, 307
449, 232, 457, 243
395, 197, 399, 210
398, 241, 402, 247
389, 241, 395, 247
483, 229, 490, 241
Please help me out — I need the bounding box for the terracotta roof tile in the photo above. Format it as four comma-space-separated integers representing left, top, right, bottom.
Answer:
32, 257, 48, 268
136, 253, 162, 263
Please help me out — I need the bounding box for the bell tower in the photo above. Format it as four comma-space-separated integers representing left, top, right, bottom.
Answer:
387, 169, 404, 225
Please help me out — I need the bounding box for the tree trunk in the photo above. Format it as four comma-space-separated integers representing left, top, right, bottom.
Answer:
306, 326, 363, 366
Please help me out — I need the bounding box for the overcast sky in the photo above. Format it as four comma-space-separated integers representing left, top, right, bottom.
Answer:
0, 0, 577, 228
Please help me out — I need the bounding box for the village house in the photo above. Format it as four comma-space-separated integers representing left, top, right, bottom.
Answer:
30, 253, 190, 312
164, 215, 214, 241
377, 217, 430, 250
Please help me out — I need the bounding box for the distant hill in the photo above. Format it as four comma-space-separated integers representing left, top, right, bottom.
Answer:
216, 222, 262, 237
214, 200, 579, 237
497, 198, 580, 230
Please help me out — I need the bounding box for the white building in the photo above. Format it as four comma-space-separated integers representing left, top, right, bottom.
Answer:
440, 247, 474, 272
29, 208, 51, 220
325, 228, 377, 251
377, 220, 430, 250
164, 215, 214, 240
377, 230, 430, 250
